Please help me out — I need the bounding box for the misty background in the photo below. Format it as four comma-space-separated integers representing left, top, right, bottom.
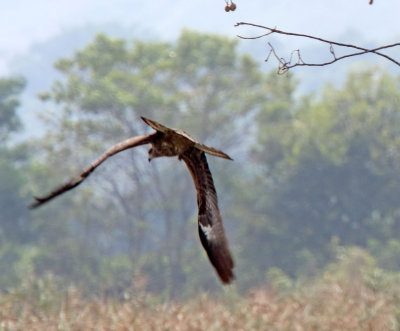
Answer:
2, 0, 400, 300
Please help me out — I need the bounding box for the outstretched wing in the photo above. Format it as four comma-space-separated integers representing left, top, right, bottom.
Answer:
181, 147, 235, 284
29, 133, 156, 209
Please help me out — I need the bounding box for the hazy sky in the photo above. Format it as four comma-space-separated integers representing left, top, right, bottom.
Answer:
1, 0, 399, 75
2, 0, 400, 137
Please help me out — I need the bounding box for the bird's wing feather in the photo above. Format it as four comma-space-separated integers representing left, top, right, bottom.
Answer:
141, 116, 172, 134
29, 133, 156, 209
193, 142, 233, 160
181, 147, 234, 284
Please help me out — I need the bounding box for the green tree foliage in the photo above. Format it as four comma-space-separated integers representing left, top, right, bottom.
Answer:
0, 76, 27, 237
242, 68, 400, 282
0, 77, 26, 143
0, 76, 36, 288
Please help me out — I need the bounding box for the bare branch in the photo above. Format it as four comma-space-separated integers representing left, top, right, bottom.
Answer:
235, 22, 400, 73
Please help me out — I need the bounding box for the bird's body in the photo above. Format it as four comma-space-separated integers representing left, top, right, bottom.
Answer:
30, 117, 235, 284
148, 130, 194, 159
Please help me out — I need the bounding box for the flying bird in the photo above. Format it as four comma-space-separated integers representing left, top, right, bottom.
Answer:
30, 117, 235, 284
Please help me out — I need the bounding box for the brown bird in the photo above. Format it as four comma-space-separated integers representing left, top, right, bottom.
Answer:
30, 117, 235, 284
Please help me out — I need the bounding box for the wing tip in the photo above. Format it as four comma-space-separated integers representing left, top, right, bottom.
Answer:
199, 146, 233, 161
220, 271, 236, 285
141, 116, 167, 133
140, 116, 151, 126
217, 256, 235, 284
141, 116, 159, 129
28, 197, 44, 210
221, 152, 234, 161
202, 149, 234, 161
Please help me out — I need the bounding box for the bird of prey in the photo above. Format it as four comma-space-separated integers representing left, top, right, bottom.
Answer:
30, 117, 235, 284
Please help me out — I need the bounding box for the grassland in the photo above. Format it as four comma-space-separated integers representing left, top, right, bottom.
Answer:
0, 275, 399, 331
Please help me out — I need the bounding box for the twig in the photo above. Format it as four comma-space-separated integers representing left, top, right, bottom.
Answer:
235, 22, 400, 73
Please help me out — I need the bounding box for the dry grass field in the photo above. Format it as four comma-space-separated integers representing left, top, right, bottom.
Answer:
0, 276, 399, 331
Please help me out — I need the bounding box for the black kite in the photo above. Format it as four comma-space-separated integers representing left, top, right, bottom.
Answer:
30, 117, 235, 284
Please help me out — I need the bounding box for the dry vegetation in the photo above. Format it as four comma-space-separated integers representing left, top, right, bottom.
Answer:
0, 248, 399, 330
0, 276, 399, 331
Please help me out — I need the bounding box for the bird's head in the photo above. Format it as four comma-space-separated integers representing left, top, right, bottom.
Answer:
148, 146, 162, 162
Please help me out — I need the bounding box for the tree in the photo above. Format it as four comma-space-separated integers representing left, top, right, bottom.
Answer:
0, 77, 26, 143
0, 76, 27, 242
0, 76, 35, 288
242, 68, 400, 281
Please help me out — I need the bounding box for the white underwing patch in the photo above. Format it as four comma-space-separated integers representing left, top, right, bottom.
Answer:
200, 223, 216, 241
